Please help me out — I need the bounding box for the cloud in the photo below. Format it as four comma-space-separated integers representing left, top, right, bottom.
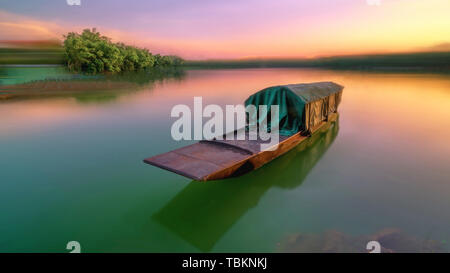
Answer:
0, 10, 66, 40
1, 0, 449, 60
0, 9, 189, 56
0, 9, 241, 58
424, 42, 450, 52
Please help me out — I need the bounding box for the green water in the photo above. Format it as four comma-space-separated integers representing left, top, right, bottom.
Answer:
1, 67, 450, 252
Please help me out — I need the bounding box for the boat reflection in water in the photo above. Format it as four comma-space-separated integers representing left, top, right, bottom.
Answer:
153, 118, 339, 252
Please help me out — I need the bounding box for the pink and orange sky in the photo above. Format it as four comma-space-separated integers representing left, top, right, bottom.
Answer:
0, 0, 449, 59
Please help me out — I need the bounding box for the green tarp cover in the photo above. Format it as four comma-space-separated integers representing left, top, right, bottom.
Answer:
245, 81, 343, 136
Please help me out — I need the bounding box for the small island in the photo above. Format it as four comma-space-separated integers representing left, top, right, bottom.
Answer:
0, 29, 186, 101
63, 28, 183, 74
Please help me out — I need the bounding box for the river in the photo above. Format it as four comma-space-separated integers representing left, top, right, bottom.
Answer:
1, 67, 450, 252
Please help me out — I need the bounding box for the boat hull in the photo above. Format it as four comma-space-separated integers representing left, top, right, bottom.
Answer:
143, 113, 338, 181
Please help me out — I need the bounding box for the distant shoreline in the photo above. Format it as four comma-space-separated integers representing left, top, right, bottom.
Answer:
183, 65, 450, 73
2, 51, 450, 73
0, 64, 63, 68
183, 52, 450, 72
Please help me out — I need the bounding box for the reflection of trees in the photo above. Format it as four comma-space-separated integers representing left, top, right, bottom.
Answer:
0, 67, 186, 103
107, 67, 186, 85
153, 120, 339, 252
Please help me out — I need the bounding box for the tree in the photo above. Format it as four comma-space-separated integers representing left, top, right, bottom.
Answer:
63, 28, 183, 74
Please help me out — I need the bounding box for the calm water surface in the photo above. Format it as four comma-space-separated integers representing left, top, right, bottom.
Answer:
1, 68, 450, 252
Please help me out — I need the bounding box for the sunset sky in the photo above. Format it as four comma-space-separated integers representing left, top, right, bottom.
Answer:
0, 0, 449, 59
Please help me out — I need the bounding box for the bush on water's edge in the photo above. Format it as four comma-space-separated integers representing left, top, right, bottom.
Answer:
63, 28, 184, 74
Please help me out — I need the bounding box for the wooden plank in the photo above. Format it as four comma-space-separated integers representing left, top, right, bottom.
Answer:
144, 113, 339, 181
143, 142, 252, 180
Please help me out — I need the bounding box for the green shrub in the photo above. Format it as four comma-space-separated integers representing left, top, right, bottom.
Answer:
63, 28, 183, 74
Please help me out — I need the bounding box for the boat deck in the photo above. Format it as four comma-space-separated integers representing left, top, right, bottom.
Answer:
143, 114, 338, 181
144, 132, 290, 181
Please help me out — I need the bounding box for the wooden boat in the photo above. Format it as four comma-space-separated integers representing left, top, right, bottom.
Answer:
143, 81, 343, 181
153, 119, 340, 251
